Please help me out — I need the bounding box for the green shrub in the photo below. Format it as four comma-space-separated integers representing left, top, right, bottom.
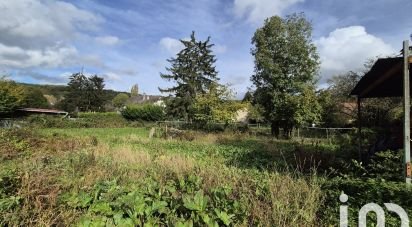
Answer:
0, 129, 33, 161
26, 112, 129, 128
367, 150, 403, 181
61, 177, 247, 226
121, 104, 165, 122
0, 168, 21, 216
77, 112, 128, 127
331, 149, 404, 181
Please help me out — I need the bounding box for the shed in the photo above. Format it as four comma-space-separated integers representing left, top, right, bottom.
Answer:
350, 41, 412, 184
18, 108, 68, 117
351, 57, 412, 98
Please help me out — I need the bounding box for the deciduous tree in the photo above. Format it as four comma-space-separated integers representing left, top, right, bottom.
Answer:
112, 93, 129, 108
23, 87, 49, 109
0, 78, 26, 115
251, 13, 320, 137
193, 83, 244, 124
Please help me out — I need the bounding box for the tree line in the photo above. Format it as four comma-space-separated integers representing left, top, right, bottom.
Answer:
0, 77, 48, 116
0, 74, 125, 116
159, 13, 400, 137
159, 14, 321, 135
1, 13, 399, 134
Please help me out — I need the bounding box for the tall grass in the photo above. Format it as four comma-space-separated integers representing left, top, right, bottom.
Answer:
1, 128, 323, 226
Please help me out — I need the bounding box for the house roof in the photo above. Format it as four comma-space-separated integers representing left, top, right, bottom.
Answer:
350, 57, 412, 98
128, 94, 163, 104
18, 108, 68, 115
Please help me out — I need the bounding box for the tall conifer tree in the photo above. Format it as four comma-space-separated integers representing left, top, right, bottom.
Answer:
159, 31, 218, 121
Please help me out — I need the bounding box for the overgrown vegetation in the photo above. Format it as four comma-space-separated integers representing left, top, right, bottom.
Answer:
0, 127, 409, 226
0, 78, 48, 116
193, 84, 245, 125
121, 104, 165, 122
0, 10, 407, 227
1, 128, 323, 226
25, 113, 130, 128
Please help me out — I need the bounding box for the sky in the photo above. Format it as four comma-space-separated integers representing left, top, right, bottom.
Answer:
1, 0, 411, 98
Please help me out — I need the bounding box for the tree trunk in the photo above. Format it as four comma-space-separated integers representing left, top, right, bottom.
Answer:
271, 121, 279, 138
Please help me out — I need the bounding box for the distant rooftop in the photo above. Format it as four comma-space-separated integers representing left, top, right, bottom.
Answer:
128, 94, 163, 104
18, 108, 68, 115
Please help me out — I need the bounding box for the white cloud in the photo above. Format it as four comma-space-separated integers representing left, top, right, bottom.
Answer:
316, 26, 395, 80
159, 37, 184, 54
14, 70, 69, 84
0, 0, 102, 69
0, 43, 78, 68
95, 36, 120, 45
0, 0, 101, 48
233, 0, 304, 24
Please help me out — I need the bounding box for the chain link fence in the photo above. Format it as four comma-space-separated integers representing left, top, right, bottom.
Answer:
0, 118, 25, 128
156, 121, 356, 141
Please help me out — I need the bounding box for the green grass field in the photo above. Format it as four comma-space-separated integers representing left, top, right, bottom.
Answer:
3, 127, 409, 226
1, 127, 323, 226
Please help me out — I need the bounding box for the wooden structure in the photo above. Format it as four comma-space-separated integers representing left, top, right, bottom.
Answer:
18, 108, 68, 117
351, 40, 411, 184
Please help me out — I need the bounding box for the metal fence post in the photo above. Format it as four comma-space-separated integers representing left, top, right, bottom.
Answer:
403, 40, 411, 184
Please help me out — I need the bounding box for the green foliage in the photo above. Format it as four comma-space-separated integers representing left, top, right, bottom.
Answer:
15, 82, 126, 111
22, 87, 49, 108
324, 67, 402, 128
327, 71, 361, 101
112, 93, 129, 108
0, 89, 19, 115
61, 178, 245, 226
0, 78, 49, 116
26, 112, 129, 128
121, 104, 165, 122
193, 84, 245, 125
3, 124, 410, 226
0, 169, 20, 197
159, 31, 219, 121
130, 84, 139, 97
19, 83, 69, 100
60, 73, 106, 112
0, 79, 30, 115
246, 103, 265, 123
367, 150, 403, 180
320, 71, 361, 127
2, 127, 322, 226
333, 149, 404, 182
317, 89, 347, 127
289, 86, 321, 127
242, 91, 253, 103
0, 196, 21, 212
251, 13, 320, 137
0, 130, 32, 162
183, 190, 208, 212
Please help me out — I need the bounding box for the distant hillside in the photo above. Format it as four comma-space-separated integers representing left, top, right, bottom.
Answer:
18, 83, 130, 106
